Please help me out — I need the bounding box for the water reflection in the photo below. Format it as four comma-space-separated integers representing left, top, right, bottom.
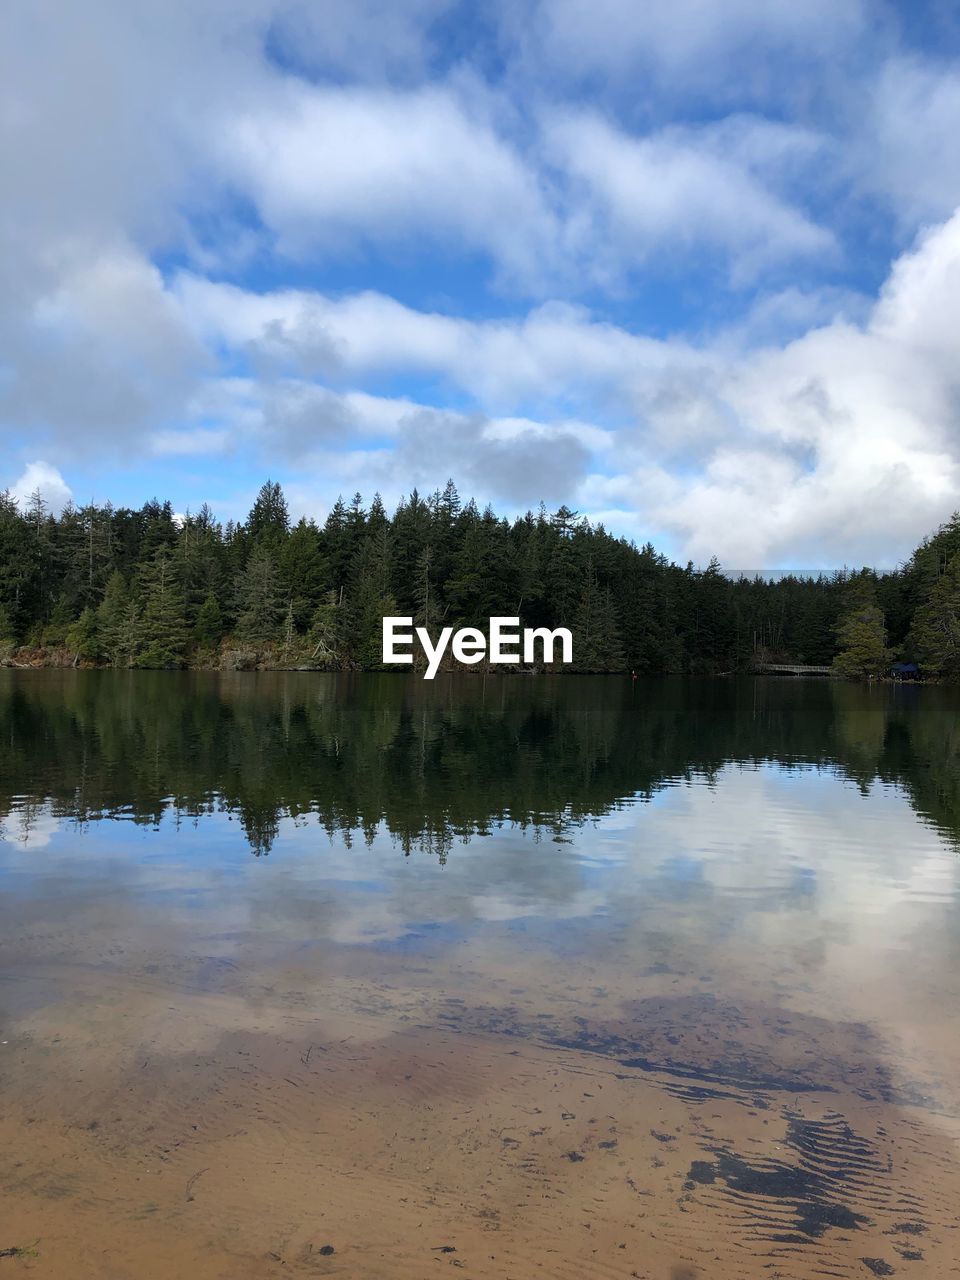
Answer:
3, 672, 960, 1279
1, 670, 958, 858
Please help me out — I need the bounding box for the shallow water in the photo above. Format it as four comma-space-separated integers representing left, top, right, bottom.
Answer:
1, 671, 959, 1278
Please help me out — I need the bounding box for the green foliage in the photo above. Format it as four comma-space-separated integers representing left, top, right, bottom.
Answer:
308, 591, 341, 668
67, 606, 100, 660
134, 548, 188, 668
0, 482, 956, 679
573, 565, 623, 671
342, 528, 397, 668
194, 591, 224, 648
279, 518, 326, 630
44, 593, 74, 647
235, 547, 282, 646
247, 480, 290, 554
97, 572, 135, 668
832, 598, 891, 679
909, 550, 960, 679
0, 601, 14, 642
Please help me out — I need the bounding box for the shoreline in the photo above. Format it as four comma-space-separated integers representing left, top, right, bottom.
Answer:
0, 646, 933, 683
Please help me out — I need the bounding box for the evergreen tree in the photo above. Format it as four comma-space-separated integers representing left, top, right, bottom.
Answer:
909, 550, 960, 679
194, 591, 224, 649
247, 480, 290, 553
279, 518, 327, 630
0, 490, 28, 638
97, 572, 135, 667
235, 547, 282, 646
23, 488, 55, 635
368, 492, 389, 535
573, 565, 624, 671
323, 496, 352, 597
175, 505, 225, 625
414, 546, 440, 633
543, 534, 580, 627
833, 597, 891, 679
139, 499, 179, 559
391, 489, 431, 608
0, 602, 14, 645
135, 547, 187, 668
281, 600, 298, 662
687, 558, 735, 674
1, 474, 958, 679
308, 591, 341, 667
44, 593, 74, 647
67, 606, 99, 661
343, 529, 397, 667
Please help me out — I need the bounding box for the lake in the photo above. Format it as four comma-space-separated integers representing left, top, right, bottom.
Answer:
1, 671, 959, 1279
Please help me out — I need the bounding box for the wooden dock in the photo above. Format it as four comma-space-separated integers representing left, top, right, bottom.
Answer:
755, 663, 836, 676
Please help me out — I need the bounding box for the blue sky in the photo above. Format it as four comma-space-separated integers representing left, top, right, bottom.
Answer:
3, 0, 960, 565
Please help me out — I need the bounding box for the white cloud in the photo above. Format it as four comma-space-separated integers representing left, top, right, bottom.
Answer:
544, 111, 832, 283
213, 79, 559, 286
150, 428, 230, 456
174, 275, 691, 413
625, 213, 960, 564
1, 0, 960, 567
4, 248, 207, 441
262, 0, 453, 82
173, 209, 960, 565
8, 461, 73, 515
863, 57, 960, 224
173, 372, 602, 516
513, 0, 869, 90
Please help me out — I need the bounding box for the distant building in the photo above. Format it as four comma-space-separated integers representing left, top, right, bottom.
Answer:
891, 661, 919, 679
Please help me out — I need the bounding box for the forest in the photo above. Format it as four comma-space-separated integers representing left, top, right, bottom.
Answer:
1, 478, 959, 678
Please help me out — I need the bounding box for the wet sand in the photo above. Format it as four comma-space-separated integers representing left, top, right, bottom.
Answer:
3, 908, 960, 1279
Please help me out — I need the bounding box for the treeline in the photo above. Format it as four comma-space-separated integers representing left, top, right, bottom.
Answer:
1, 478, 959, 676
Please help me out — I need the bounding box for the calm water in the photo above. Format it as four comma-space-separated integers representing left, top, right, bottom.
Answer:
1, 671, 959, 1279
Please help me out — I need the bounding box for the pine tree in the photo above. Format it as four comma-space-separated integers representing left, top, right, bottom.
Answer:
573, 565, 624, 671
235, 547, 282, 646
832, 597, 891, 679
0, 490, 28, 639
909, 550, 960, 679
551, 505, 578, 538
279, 518, 326, 630
308, 591, 341, 667
97, 572, 135, 667
139, 499, 179, 559
135, 547, 187, 668
543, 534, 580, 627
368, 492, 388, 535
688, 558, 735, 674
281, 599, 297, 662
323, 496, 351, 597
194, 591, 224, 649
415, 546, 439, 632
439, 478, 462, 522
247, 480, 290, 553
175, 505, 225, 626
391, 489, 431, 609
67, 606, 99, 661
23, 488, 55, 634
343, 529, 397, 667
4, 472, 960, 679
44, 593, 74, 646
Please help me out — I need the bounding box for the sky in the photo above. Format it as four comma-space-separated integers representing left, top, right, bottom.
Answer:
3, 0, 960, 568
